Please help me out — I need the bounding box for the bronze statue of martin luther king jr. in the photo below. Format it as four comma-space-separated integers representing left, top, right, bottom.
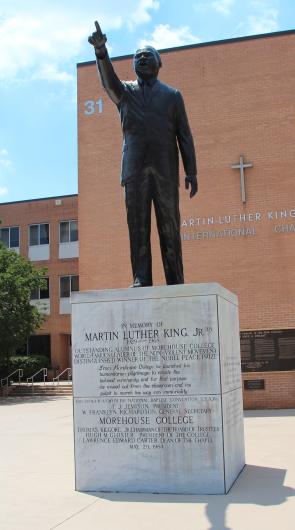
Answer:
88, 22, 198, 287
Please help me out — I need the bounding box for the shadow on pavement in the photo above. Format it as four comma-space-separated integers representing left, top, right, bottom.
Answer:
84, 465, 295, 530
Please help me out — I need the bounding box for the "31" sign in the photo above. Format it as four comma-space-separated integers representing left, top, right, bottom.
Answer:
84, 99, 103, 115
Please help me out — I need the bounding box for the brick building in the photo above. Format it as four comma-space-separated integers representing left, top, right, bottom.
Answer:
77, 29, 295, 408
1, 30, 295, 407
0, 195, 78, 372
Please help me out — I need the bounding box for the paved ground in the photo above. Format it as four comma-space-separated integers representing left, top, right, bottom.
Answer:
0, 397, 294, 530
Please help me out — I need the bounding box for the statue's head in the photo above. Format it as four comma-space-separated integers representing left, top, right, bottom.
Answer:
133, 46, 162, 80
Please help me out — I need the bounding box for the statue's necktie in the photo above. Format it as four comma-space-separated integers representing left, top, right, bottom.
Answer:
142, 82, 150, 103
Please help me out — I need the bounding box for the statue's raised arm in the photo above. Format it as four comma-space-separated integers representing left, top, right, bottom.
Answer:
88, 21, 123, 105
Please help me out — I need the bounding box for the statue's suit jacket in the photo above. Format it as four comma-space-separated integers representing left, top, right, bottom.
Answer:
97, 53, 197, 185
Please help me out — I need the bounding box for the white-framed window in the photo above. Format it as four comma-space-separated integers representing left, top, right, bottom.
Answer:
30, 278, 50, 300
28, 223, 50, 261
60, 275, 79, 298
59, 220, 78, 243
59, 275, 79, 314
29, 223, 49, 246
30, 278, 50, 315
58, 220, 79, 259
0, 226, 20, 249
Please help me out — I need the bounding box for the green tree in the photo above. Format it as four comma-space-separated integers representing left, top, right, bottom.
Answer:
0, 242, 46, 363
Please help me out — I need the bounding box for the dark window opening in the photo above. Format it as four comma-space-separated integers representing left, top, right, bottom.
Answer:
60, 220, 78, 243
16, 335, 51, 360
0, 226, 19, 248
60, 275, 79, 298
30, 278, 49, 300
29, 223, 49, 246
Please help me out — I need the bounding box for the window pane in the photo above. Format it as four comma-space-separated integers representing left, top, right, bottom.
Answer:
40, 278, 50, 299
70, 221, 78, 242
30, 225, 39, 246
60, 222, 69, 243
10, 227, 19, 248
71, 275, 79, 292
40, 224, 49, 245
0, 228, 9, 247
30, 287, 39, 300
60, 276, 70, 298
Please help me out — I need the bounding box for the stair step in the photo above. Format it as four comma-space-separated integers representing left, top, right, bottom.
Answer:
6, 383, 73, 397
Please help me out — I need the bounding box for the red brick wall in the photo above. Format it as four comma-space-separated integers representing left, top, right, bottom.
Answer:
242, 372, 295, 409
0, 195, 78, 370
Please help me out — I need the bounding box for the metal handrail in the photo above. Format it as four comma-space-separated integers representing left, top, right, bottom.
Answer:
53, 368, 72, 384
1, 369, 23, 387
27, 368, 47, 385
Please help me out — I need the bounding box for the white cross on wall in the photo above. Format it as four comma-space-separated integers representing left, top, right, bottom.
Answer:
231, 155, 253, 203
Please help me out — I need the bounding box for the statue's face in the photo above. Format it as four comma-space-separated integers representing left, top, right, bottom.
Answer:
133, 47, 161, 79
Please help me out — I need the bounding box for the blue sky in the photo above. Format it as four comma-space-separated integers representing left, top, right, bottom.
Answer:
0, 0, 294, 203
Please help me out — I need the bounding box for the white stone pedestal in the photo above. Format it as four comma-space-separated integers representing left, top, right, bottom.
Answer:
71, 283, 245, 494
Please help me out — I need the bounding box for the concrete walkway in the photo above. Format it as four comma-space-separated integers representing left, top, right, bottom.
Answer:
0, 397, 294, 530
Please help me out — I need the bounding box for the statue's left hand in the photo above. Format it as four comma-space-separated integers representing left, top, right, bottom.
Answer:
185, 175, 198, 198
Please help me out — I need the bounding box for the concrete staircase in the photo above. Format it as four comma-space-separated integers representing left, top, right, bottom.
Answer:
5, 382, 73, 397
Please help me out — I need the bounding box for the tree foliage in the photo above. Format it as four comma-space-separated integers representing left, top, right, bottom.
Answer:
0, 242, 46, 361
